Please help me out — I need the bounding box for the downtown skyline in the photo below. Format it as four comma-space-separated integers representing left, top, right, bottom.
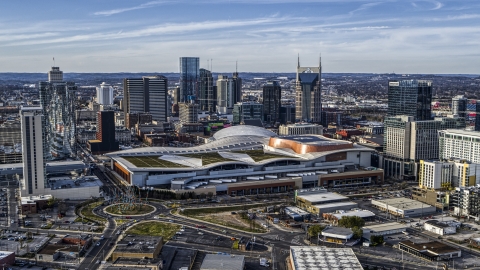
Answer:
1, 0, 480, 74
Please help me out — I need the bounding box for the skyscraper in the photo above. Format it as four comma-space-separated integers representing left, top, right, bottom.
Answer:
295, 56, 322, 123
262, 81, 281, 124
233, 102, 263, 125
387, 80, 432, 120
383, 115, 465, 180
216, 73, 242, 114
20, 106, 46, 196
87, 110, 119, 154
452, 95, 467, 118
179, 57, 200, 102
123, 76, 168, 125
39, 66, 77, 160
96, 82, 114, 105
199, 68, 215, 112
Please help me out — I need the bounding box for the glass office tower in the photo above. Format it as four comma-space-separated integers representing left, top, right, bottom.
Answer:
387, 80, 432, 121
179, 57, 200, 103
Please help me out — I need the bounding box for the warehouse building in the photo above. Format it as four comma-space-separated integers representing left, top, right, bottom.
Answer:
424, 220, 458, 235
289, 246, 362, 270
362, 222, 407, 240
200, 254, 245, 270
398, 240, 461, 261
295, 188, 357, 215
323, 209, 375, 224
320, 227, 354, 244
371, 198, 436, 217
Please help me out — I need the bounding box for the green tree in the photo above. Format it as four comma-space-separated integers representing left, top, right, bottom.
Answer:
46, 196, 56, 208
352, 226, 363, 239
307, 225, 325, 238
370, 235, 384, 246
338, 216, 365, 228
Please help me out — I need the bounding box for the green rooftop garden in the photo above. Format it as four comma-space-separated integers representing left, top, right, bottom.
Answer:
122, 156, 188, 168
232, 150, 293, 162
180, 152, 233, 166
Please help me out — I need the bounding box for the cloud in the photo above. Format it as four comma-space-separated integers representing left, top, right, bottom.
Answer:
428, 14, 480, 21
93, 0, 169, 16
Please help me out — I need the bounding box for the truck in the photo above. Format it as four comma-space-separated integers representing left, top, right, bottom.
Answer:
260, 258, 269, 267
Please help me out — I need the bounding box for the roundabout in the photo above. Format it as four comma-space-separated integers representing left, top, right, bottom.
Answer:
104, 203, 156, 216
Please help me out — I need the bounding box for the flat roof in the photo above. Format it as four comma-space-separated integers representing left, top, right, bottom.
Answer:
399, 240, 460, 255
363, 222, 407, 232
21, 194, 53, 204
49, 176, 103, 189
332, 210, 375, 219
200, 254, 245, 270
115, 235, 162, 254
313, 201, 358, 210
372, 197, 434, 210
297, 192, 349, 204
0, 251, 14, 259
322, 226, 353, 236
290, 246, 362, 270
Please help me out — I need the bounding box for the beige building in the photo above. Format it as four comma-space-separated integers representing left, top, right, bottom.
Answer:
112, 235, 163, 261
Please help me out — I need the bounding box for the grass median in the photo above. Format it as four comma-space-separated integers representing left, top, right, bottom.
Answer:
126, 221, 181, 242
80, 201, 106, 224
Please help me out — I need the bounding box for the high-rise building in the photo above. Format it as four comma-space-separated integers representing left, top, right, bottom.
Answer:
39, 66, 77, 160
439, 129, 480, 164
87, 111, 119, 154
387, 80, 432, 120
295, 56, 322, 123
418, 160, 480, 189
280, 105, 295, 124
20, 106, 46, 196
232, 102, 263, 125
179, 57, 200, 102
475, 101, 480, 132
217, 73, 242, 114
262, 81, 281, 124
179, 102, 200, 124
96, 82, 114, 105
383, 115, 465, 180
452, 95, 468, 118
123, 76, 168, 126
199, 68, 215, 112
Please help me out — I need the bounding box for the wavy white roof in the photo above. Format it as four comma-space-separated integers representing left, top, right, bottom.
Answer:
212, 125, 277, 140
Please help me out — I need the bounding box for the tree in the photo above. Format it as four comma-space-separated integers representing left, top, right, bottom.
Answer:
46, 196, 56, 208
308, 225, 325, 238
352, 226, 363, 239
370, 235, 384, 246
338, 216, 365, 228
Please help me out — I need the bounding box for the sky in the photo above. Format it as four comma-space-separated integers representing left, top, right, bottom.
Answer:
1, 0, 480, 74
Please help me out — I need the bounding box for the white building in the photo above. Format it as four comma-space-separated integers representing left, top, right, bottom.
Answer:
371, 198, 436, 217
439, 129, 480, 164
362, 222, 407, 240
96, 82, 114, 105
424, 220, 458, 235
289, 246, 362, 270
384, 115, 465, 180
419, 160, 480, 189
278, 123, 323, 136
20, 106, 46, 196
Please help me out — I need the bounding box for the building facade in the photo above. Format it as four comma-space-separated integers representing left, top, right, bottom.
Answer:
452, 95, 468, 118
199, 68, 215, 112
179, 102, 200, 124
278, 123, 323, 135
384, 115, 466, 180
96, 82, 114, 105
262, 81, 281, 124
216, 74, 242, 114
123, 76, 168, 124
387, 80, 432, 120
179, 57, 200, 102
295, 57, 322, 123
232, 102, 263, 125
439, 129, 480, 164
20, 106, 46, 196
39, 67, 77, 160
87, 111, 119, 154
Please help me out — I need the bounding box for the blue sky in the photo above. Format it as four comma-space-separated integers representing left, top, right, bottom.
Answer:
1, 0, 479, 73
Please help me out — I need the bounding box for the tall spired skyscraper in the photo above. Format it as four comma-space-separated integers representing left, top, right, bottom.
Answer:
179, 57, 200, 102
295, 56, 322, 123
39, 66, 77, 160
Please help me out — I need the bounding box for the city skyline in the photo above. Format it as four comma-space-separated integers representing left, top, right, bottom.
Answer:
1, 0, 480, 73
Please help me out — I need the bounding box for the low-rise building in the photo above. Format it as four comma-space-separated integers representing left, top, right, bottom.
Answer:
371, 197, 436, 218
278, 123, 323, 136
424, 220, 458, 235
323, 209, 375, 224
320, 226, 354, 244
296, 188, 356, 215
398, 240, 461, 261
0, 251, 15, 268
112, 235, 163, 261
112, 257, 163, 270
362, 222, 407, 240
200, 254, 245, 270
289, 246, 362, 270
